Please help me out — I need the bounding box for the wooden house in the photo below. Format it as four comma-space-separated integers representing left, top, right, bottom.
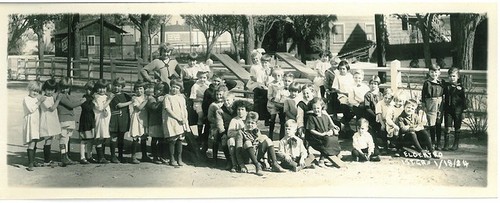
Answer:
53, 18, 128, 58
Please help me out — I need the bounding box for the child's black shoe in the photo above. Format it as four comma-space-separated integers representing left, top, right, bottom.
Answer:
110, 156, 120, 164
141, 156, 153, 163
370, 155, 381, 162
152, 157, 162, 164
80, 159, 90, 164
87, 157, 98, 163
239, 164, 248, 173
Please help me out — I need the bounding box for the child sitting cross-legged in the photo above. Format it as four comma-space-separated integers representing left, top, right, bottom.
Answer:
351, 118, 381, 162
276, 119, 308, 172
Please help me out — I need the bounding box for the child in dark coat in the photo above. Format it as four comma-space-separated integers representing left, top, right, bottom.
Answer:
442, 68, 467, 151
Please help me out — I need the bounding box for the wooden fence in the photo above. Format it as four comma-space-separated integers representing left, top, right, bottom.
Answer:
7, 56, 487, 113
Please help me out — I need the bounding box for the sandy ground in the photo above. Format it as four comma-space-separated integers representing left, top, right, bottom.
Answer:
4, 81, 490, 197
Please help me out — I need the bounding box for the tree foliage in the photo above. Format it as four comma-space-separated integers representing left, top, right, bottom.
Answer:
253, 15, 285, 48
182, 14, 231, 59
8, 14, 31, 55
225, 15, 245, 61
286, 15, 337, 62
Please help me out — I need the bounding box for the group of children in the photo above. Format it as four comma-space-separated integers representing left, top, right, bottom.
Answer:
307, 51, 467, 160
21, 49, 467, 176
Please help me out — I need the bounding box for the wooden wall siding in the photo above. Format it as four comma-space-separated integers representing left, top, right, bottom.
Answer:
329, 16, 375, 55
386, 17, 423, 45
55, 23, 124, 58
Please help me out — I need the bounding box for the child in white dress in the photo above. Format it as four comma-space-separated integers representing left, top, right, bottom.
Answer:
39, 79, 62, 165
163, 79, 190, 166
92, 79, 114, 164
23, 81, 44, 171
129, 81, 149, 164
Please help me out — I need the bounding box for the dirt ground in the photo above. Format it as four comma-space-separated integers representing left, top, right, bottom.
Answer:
3, 81, 492, 198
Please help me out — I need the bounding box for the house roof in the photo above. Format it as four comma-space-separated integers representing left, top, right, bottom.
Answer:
54, 18, 128, 35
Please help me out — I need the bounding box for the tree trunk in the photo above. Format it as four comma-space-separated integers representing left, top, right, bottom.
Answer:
450, 13, 484, 88
421, 27, 432, 68
149, 36, 153, 61
374, 14, 387, 67
34, 25, 44, 81
451, 13, 484, 71
255, 37, 263, 49
73, 14, 81, 70
140, 16, 150, 62
205, 36, 212, 59
231, 36, 240, 62
243, 15, 255, 65
35, 26, 44, 69
297, 38, 307, 64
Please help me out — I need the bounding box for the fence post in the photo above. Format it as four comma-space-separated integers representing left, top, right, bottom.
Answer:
110, 58, 116, 81
50, 58, 55, 79
88, 57, 93, 80
390, 59, 401, 92
69, 58, 74, 84
23, 58, 29, 81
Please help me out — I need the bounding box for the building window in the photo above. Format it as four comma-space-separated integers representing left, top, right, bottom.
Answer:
365, 23, 375, 41
332, 23, 345, 43
87, 35, 95, 46
110, 37, 116, 44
